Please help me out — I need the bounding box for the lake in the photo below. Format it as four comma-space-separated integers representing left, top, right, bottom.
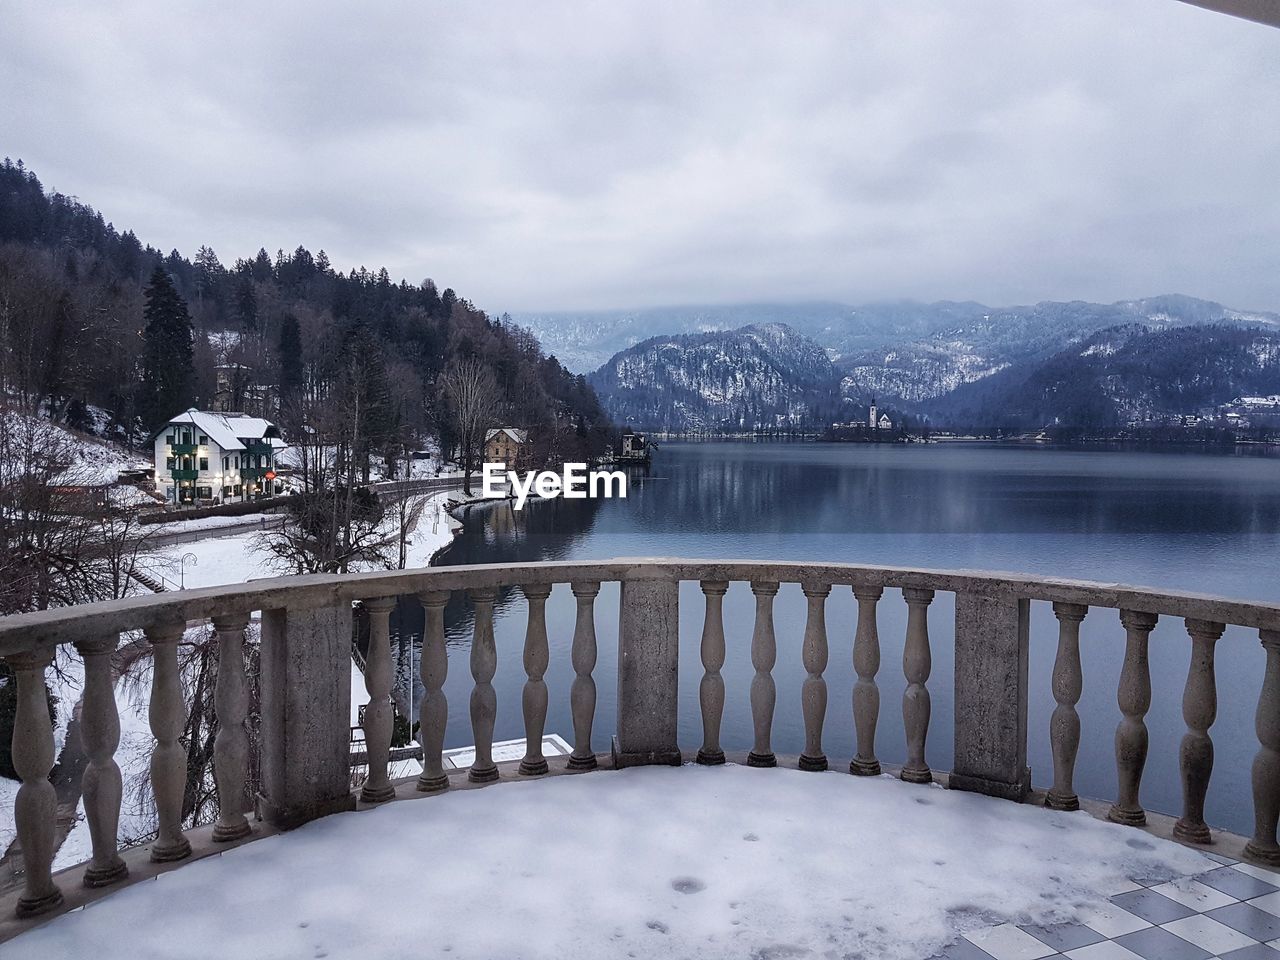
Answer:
389, 440, 1280, 835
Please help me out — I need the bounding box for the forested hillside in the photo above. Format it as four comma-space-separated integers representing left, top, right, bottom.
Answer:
0, 158, 611, 462
932, 324, 1280, 431
589, 323, 844, 431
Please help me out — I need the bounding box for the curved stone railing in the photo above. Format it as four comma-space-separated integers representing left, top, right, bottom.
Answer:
3, 558, 1280, 940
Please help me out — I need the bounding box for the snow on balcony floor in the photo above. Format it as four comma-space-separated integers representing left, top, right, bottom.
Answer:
8, 765, 1213, 960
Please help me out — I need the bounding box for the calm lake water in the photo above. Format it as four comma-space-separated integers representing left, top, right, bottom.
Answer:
390, 441, 1280, 835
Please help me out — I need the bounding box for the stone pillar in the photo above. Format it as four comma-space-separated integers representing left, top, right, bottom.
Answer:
696, 580, 729, 766
900, 588, 935, 785
950, 592, 1031, 801
9, 645, 62, 918
1110, 609, 1157, 826
799, 582, 831, 772
613, 574, 681, 767
567, 582, 600, 771
1174, 618, 1224, 844
358, 597, 399, 803
416, 590, 451, 792
519, 584, 553, 776
259, 604, 356, 829
467, 588, 499, 783
74, 632, 129, 886
1046, 602, 1087, 811
747, 581, 779, 768
211, 613, 253, 841
147, 621, 192, 862
1246, 629, 1280, 865
850, 585, 884, 776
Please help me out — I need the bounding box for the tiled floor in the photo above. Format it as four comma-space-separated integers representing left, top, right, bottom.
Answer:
930, 852, 1280, 960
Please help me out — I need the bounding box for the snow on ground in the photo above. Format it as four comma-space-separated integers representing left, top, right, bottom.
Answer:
0, 776, 17, 853
147, 512, 281, 534
8, 765, 1213, 960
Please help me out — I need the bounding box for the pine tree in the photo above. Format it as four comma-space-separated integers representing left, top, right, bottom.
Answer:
138, 266, 195, 432
278, 312, 304, 406
235, 273, 257, 330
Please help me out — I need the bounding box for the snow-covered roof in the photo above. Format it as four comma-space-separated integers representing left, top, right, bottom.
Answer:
486, 427, 529, 445
160, 409, 282, 452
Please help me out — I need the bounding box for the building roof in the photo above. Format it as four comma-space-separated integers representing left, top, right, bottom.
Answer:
160, 409, 284, 451
486, 427, 529, 445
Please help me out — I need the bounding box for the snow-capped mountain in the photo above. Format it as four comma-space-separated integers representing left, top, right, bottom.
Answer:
523, 295, 1280, 412
589, 323, 841, 431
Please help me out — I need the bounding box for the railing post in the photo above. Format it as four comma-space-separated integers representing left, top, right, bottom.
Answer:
747, 580, 779, 768
799, 582, 831, 772
519, 584, 553, 776
567, 581, 600, 771
74, 632, 129, 886
8, 644, 62, 918
467, 588, 500, 783
416, 590, 451, 792
850, 585, 884, 776
1046, 603, 1087, 811
146, 621, 191, 862
1175, 619, 1224, 843
950, 592, 1030, 800
1247, 629, 1280, 865
259, 604, 356, 829
901, 588, 935, 785
1110, 609, 1157, 826
614, 572, 681, 767
697, 580, 729, 766
359, 597, 399, 803
210, 613, 253, 841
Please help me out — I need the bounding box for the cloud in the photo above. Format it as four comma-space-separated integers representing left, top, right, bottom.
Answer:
2, 0, 1277, 312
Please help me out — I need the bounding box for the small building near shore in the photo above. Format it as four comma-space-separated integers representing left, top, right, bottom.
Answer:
153, 409, 285, 505
484, 427, 530, 468
619, 428, 652, 462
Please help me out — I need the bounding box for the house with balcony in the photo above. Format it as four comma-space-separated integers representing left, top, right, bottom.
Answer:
152, 409, 286, 505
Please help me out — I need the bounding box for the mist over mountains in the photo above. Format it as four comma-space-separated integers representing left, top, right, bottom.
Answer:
562, 296, 1280, 432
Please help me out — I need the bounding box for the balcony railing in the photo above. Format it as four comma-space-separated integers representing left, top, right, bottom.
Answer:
169, 443, 198, 455
2, 559, 1280, 941
169, 468, 199, 481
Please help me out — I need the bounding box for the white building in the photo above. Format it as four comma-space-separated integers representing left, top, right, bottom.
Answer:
153, 409, 286, 505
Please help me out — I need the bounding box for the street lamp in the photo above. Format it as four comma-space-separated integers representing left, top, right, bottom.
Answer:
179, 552, 198, 590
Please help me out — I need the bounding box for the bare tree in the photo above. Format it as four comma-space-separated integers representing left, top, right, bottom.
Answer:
439, 358, 502, 495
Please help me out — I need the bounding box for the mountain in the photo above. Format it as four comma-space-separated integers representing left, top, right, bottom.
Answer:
589, 323, 841, 431
931, 324, 1280, 430
522, 296, 1280, 408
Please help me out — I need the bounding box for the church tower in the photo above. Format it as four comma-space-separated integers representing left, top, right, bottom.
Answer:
869, 396, 878, 430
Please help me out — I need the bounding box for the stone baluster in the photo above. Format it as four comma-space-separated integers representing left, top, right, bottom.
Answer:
901, 588, 935, 784
850, 585, 884, 776
9, 645, 63, 917
747, 580, 780, 767
1175, 618, 1225, 843
210, 614, 252, 841
519, 584, 553, 776
1246, 629, 1280, 865
799, 583, 831, 772
468, 588, 500, 783
359, 598, 399, 803
146, 621, 191, 862
566, 582, 600, 771
697, 580, 730, 765
416, 590, 451, 792
1046, 603, 1088, 811
1109, 609, 1158, 825
75, 633, 128, 886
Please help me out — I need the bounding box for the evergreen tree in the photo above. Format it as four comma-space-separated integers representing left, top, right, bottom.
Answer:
235, 273, 257, 330
278, 312, 304, 406
138, 266, 195, 431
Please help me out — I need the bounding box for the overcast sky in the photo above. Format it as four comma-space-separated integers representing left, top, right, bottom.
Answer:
3, 1, 1278, 314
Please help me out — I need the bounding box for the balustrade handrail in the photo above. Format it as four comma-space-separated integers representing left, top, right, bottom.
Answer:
3, 558, 1280, 655
6, 555, 1280, 938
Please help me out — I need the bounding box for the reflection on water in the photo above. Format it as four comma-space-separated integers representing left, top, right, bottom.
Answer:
388, 441, 1280, 835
